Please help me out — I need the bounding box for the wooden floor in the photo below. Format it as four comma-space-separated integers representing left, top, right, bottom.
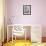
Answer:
3, 37, 46, 46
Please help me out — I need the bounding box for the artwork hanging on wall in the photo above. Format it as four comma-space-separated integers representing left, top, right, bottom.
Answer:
23, 5, 31, 15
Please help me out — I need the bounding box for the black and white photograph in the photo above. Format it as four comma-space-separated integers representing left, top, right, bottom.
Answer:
23, 5, 31, 15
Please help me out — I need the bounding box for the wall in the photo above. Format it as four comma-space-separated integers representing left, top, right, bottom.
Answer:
7, 0, 46, 37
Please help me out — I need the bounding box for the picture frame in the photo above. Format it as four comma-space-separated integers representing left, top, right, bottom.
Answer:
23, 5, 31, 15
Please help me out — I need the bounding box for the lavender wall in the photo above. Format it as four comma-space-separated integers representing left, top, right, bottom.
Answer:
7, 0, 46, 37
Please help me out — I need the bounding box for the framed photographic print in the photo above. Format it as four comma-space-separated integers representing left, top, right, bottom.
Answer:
23, 5, 31, 15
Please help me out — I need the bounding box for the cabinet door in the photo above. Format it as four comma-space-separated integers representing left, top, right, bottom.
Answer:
31, 25, 42, 43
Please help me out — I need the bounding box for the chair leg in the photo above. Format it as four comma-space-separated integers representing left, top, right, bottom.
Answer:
15, 36, 16, 42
